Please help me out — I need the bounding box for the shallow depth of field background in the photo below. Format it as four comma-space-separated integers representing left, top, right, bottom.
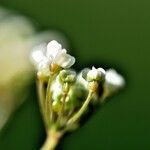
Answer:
0, 0, 150, 150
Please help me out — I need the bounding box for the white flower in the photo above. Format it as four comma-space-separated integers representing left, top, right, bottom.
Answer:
104, 69, 125, 92
86, 66, 105, 82
47, 41, 75, 68
31, 40, 75, 71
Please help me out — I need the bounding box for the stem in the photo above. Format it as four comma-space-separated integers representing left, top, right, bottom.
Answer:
45, 75, 55, 127
67, 91, 93, 125
37, 80, 47, 129
41, 129, 63, 150
60, 93, 67, 117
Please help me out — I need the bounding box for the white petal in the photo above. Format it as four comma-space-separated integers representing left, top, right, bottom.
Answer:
46, 40, 62, 58
54, 50, 75, 68
87, 66, 105, 81
87, 68, 97, 79
105, 69, 125, 87
38, 58, 51, 71
30, 44, 47, 65
98, 68, 105, 75
61, 48, 67, 53
92, 66, 96, 70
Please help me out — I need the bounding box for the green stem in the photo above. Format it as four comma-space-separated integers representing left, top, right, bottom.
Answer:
45, 75, 55, 127
37, 80, 47, 129
67, 91, 93, 125
60, 93, 67, 117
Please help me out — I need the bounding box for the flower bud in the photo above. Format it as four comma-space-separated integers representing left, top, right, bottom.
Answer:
87, 67, 105, 82
59, 69, 76, 83
82, 66, 105, 82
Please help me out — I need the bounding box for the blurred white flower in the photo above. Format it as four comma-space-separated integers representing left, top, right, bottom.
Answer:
105, 69, 125, 88
86, 66, 105, 82
103, 69, 125, 97
31, 40, 75, 71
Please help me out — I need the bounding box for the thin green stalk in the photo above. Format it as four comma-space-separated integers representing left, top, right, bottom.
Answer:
60, 93, 67, 117
45, 75, 55, 127
37, 80, 47, 129
67, 91, 93, 125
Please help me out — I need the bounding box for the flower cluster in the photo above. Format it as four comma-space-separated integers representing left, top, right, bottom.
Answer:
31, 40, 125, 150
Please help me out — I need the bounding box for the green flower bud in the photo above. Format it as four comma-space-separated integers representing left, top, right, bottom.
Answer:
52, 100, 62, 113
59, 69, 76, 83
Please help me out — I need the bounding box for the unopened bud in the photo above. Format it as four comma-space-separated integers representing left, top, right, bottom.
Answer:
87, 66, 105, 82
82, 66, 105, 82
59, 69, 76, 83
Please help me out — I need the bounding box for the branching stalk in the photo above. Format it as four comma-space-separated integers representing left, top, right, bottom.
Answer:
41, 128, 63, 150
67, 91, 93, 125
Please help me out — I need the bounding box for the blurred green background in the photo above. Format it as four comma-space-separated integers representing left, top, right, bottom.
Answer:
0, 0, 150, 149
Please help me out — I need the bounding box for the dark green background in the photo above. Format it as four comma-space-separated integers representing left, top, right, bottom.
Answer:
0, 0, 150, 149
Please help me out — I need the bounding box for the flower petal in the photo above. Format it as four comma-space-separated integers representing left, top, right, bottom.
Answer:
105, 69, 125, 87
38, 59, 51, 71
31, 44, 47, 65
98, 68, 105, 75
86, 66, 105, 81
55, 52, 75, 68
46, 40, 62, 58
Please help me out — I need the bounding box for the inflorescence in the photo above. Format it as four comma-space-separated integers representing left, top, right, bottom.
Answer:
31, 40, 125, 150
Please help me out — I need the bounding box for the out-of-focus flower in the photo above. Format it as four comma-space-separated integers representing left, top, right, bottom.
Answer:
0, 7, 68, 131
105, 69, 125, 89
103, 69, 125, 97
